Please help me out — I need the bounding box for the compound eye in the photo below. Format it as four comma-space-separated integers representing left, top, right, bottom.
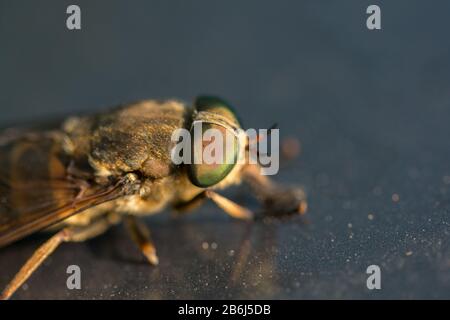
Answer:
188, 122, 239, 188
195, 96, 242, 127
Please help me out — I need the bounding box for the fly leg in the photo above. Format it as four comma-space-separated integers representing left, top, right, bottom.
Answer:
0, 215, 117, 300
171, 191, 254, 221
124, 216, 159, 266
205, 190, 254, 220
172, 191, 207, 216
241, 163, 307, 217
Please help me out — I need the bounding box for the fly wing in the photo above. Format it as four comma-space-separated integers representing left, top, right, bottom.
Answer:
0, 131, 135, 247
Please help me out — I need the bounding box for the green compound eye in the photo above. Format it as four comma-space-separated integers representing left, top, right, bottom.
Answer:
188, 96, 241, 188
194, 96, 242, 127
188, 122, 239, 188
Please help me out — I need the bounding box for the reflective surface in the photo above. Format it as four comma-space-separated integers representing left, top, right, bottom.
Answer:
0, 0, 450, 299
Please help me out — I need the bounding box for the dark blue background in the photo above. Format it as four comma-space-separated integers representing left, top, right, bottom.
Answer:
0, 0, 449, 299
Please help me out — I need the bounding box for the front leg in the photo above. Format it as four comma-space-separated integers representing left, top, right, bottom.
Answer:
124, 216, 159, 266
205, 190, 254, 220
241, 163, 307, 217
172, 191, 254, 221
172, 191, 207, 215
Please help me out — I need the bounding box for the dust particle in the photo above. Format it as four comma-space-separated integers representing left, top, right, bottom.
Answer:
392, 193, 400, 202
